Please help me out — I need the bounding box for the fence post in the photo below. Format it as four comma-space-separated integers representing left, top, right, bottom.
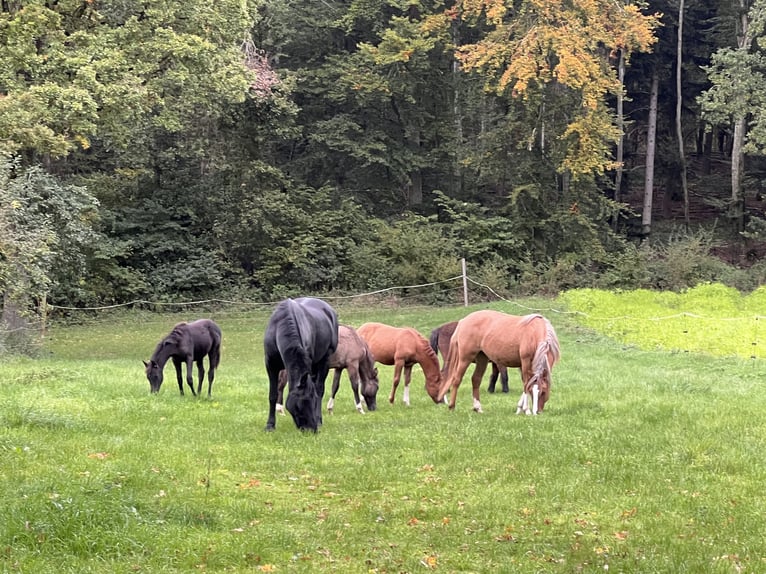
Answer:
462, 258, 468, 307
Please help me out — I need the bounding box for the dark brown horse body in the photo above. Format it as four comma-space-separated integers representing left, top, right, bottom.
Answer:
429, 321, 509, 393
143, 319, 222, 397
356, 322, 441, 406
276, 325, 379, 414
435, 311, 560, 414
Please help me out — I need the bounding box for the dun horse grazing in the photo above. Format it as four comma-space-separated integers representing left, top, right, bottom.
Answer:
434, 311, 560, 415
264, 297, 339, 432
275, 325, 379, 414
143, 319, 222, 397
429, 321, 509, 393
356, 322, 442, 406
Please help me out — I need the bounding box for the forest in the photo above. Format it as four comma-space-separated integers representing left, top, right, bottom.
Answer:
4, 0, 766, 334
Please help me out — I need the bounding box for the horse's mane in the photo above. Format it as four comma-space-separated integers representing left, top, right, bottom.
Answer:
358, 345, 377, 379
273, 300, 312, 371
413, 330, 440, 367
150, 322, 188, 361
525, 317, 560, 392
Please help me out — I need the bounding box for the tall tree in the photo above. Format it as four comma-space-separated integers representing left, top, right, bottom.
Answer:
700, 0, 766, 232
449, 0, 659, 178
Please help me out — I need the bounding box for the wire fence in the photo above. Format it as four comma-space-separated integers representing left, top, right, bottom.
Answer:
3, 272, 766, 360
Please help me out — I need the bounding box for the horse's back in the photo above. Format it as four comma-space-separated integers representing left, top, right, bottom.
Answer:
330, 325, 363, 366
357, 322, 431, 365
454, 311, 547, 366
266, 298, 338, 364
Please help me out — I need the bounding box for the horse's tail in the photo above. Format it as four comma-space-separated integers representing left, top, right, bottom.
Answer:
438, 330, 461, 400
428, 327, 440, 355
525, 317, 560, 392
210, 324, 222, 369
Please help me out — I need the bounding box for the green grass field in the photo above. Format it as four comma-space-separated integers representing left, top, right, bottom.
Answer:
2, 298, 765, 573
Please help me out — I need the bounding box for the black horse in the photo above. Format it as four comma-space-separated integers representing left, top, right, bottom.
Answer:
264, 297, 339, 432
143, 319, 222, 397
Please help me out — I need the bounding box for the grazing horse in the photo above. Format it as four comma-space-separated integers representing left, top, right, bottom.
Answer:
429, 321, 509, 393
356, 322, 442, 406
143, 319, 222, 397
275, 325, 380, 414
434, 311, 560, 415
264, 297, 339, 432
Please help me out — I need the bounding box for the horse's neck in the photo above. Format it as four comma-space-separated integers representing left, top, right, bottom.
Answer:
359, 351, 376, 379
416, 344, 440, 380
151, 342, 177, 366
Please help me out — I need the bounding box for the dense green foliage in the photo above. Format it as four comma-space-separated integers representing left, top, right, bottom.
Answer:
3, 0, 766, 328
2, 302, 766, 572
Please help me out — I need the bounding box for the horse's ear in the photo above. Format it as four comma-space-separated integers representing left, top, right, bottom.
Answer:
142, 360, 149, 367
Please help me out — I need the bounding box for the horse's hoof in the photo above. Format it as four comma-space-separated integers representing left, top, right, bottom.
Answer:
265, 425, 275, 432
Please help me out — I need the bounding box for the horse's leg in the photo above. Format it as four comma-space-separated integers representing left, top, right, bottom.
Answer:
448, 358, 472, 411
488, 362, 499, 393
196, 359, 205, 396
501, 367, 509, 393
184, 356, 197, 396
172, 357, 185, 396
327, 368, 342, 414
266, 369, 280, 431
345, 363, 365, 414
206, 350, 218, 397
276, 370, 287, 416
313, 360, 332, 428
389, 361, 405, 404
516, 391, 528, 415
518, 362, 537, 415
470, 356, 489, 413
402, 365, 413, 407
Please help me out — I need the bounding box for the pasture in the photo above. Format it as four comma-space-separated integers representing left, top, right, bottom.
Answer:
2, 298, 766, 573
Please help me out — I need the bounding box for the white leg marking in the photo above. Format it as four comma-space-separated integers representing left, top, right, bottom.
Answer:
472, 397, 483, 413
403, 386, 410, 406
516, 392, 527, 415
532, 384, 540, 415
327, 397, 334, 414
355, 401, 365, 414
276, 403, 285, 416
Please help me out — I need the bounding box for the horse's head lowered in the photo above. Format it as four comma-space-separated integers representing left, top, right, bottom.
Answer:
143, 360, 164, 393
361, 368, 379, 411
286, 373, 321, 432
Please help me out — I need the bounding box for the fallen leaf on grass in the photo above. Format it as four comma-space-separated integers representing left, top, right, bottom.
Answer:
87, 452, 109, 459
614, 531, 628, 540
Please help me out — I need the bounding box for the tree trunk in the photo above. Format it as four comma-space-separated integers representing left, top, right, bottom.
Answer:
729, 0, 753, 232
732, 115, 747, 231
676, 0, 690, 230
452, 16, 463, 197
613, 49, 626, 231
642, 70, 659, 237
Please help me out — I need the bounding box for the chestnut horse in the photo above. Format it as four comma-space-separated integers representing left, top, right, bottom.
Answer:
356, 322, 442, 406
434, 311, 560, 415
276, 324, 380, 415
429, 321, 509, 393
